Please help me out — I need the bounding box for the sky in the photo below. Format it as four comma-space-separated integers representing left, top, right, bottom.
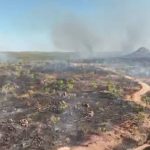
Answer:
0, 0, 150, 52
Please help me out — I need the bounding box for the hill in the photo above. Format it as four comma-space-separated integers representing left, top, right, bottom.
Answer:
125, 47, 150, 58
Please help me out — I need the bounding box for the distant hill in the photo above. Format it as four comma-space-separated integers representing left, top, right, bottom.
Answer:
0, 51, 76, 62
102, 47, 150, 65
9, 51, 75, 60
125, 47, 150, 58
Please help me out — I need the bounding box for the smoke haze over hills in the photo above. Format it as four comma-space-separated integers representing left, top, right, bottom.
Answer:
51, 0, 150, 56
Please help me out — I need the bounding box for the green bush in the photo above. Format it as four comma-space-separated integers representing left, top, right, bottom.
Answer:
91, 81, 98, 89
50, 115, 60, 124
107, 81, 122, 97
52, 79, 74, 92
59, 100, 68, 112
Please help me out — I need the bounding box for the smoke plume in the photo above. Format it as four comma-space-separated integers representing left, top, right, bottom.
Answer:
51, 0, 150, 58
52, 17, 100, 57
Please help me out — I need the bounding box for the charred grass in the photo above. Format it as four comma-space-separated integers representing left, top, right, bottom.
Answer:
0, 62, 148, 150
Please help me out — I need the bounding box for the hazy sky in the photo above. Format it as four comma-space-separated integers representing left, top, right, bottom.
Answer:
0, 0, 150, 52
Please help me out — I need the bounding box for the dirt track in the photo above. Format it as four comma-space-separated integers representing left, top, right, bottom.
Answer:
132, 81, 150, 102
125, 76, 150, 106
58, 76, 150, 150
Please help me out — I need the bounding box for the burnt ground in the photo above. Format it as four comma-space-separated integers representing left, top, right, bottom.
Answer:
0, 62, 149, 150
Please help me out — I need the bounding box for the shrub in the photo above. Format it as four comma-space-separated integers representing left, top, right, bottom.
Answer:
91, 81, 98, 89
142, 95, 150, 105
1, 82, 18, 96
107, 81, 122, 97
66, 79, 74, 91
50, 115, 60, 124
59, 100, 68, 112
51, 79, 74, 92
